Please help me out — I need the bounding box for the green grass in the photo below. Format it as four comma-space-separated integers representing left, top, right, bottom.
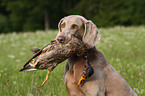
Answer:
0, 26, 145, 96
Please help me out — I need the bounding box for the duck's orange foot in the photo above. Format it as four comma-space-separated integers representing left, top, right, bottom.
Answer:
78, 76, 85, 86
38, 70, 50, 87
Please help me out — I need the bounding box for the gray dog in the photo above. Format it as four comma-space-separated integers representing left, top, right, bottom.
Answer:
56, 15, 137, 96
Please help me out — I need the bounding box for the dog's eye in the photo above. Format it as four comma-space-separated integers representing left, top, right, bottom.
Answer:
71, 24, 78, 29
61, 23, 65, 28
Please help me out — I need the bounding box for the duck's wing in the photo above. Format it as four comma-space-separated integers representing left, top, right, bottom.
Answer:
23, 40, 57, 67
23, 49, 43, 68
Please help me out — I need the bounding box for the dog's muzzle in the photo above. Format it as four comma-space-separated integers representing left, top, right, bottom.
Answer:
56, 36, 65, 43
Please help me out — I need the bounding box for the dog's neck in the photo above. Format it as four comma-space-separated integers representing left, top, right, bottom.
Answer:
68, 47, 108, 68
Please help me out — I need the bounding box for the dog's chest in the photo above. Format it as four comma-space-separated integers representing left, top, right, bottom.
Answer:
68, 57, 85, 82
73, 59, 85, 79
64, 59, 86, 95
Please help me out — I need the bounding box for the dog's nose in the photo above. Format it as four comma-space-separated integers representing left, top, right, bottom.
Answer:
57, 36, 65, 43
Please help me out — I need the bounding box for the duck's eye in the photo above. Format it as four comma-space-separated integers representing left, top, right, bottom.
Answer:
71, 24, 78, 29
61, 23, 65, 28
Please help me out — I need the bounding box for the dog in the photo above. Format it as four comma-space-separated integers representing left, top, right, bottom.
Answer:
56, 15, 137, 96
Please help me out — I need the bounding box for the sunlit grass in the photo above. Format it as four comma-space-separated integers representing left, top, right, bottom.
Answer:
0, 26, 145, 96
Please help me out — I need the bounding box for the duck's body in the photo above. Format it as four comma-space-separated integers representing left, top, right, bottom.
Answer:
20, 36, 87, 72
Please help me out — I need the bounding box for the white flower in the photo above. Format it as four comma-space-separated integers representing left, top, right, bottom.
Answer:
141, 89, 144, 94
116, 58, 120, 62
131, 75, 134, 78
13, 81, 16, 85
27, 94, 34, 96
4, 68, 7, 71
109, 44, 112, 47
124, 42, 130, 45
16, 59, 21, 62
8, 55, 15, 58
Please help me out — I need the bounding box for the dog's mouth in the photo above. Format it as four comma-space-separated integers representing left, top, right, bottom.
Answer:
57, 35, 81, 45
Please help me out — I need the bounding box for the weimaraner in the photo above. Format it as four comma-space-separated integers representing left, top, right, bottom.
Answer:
56, 15, 137, 96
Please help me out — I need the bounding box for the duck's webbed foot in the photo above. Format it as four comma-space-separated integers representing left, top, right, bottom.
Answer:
78, 56, 94, 87
38, 70, 50, 87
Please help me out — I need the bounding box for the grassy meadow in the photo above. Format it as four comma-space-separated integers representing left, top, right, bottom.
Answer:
0, 26, 145, 96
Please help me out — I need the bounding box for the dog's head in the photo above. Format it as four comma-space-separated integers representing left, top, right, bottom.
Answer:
56, 15, 101, 49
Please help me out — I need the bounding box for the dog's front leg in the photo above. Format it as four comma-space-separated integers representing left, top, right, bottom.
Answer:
63, 61, 69, 80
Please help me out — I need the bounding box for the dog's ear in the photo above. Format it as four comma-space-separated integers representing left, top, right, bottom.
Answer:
58, 18, 64, 32
82, 20, 101, 49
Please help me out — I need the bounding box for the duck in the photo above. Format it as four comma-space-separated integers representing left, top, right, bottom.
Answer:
20, 35, 93, 87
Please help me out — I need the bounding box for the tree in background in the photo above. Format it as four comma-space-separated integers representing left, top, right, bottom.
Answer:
0, 0, 145, 33
1, 0, 65, 32
68, 0, 145, 27
0, 0, 12, 32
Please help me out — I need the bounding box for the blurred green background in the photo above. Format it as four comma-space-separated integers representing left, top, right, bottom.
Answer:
0, 27, 145, 96
0, 0, 145, 33
0, 0, 145, 96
